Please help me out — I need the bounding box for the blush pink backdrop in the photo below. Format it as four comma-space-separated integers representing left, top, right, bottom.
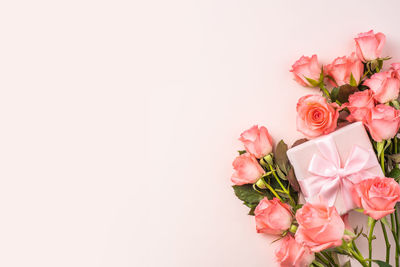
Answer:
1, 0, 400, 266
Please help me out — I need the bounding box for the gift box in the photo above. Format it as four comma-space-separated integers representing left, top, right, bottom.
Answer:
286, 122, 383, 214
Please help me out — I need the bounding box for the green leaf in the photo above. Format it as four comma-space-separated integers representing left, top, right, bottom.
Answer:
275, 140, 289, 174
232, 184, 266, 214
378, 59, 384, 71
349, 73, 358, 87
336, 84, 358, 103
232, 184, 265, 204
319, 66, 324, 82
238, 150, 246, 155
372, 260, 392, 267
381, 217, 390, 227
342, 260, 351, 267
330, 87, 340, 102
291, 138, 308, 148
362, 233, 368, 239
358, 84, 369, 91
368, 217, 376, 228
388, 167, 400, 182
293, 203, 303, 211
275, 165, 287, 180
388, 153, 400, 163
387, 156, 394, 171
305, 77, 320, 87
391, 100, 400, 110
312, 261, 325, 267
377, 141, 385, 158
248, 206, 256, 215
286, 167, 300, 192
385, 139, 392, 151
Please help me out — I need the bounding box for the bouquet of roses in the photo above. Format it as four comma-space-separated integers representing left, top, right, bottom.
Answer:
230, 30, 400, 267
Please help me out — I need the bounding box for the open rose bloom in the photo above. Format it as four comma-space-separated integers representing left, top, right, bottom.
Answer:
352, 177, 400, 220
295, 203, 344, 252
296, 95, 339, 138
231, 30, 400, 266
364, 71, 400, 103
344, 90, 375, 122
365, 104, 400, 142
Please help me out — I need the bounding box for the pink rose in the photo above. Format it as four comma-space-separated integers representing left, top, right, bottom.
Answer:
231, 153, 265, 185
365, 104, 400, 142
254, 198, 293, 235
324, 53, 364, 86
275, 235, 314, 267
390, 63, 400, 79
352, 177, 400, 220
344, 90, 375, 122
295, 202, 344, 252
296, 95, 339, 138
364, 71, 400, 103
290, 55, 321, 87
239, 125, 273, 158
355, 30, 386, 62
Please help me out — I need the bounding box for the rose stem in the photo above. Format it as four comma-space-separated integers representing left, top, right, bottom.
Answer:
348, 247, 368, 267
395, 210, 400, 267
259, 176, 283, 202
380, 220, 390, 263
268, 164, 295, 206
368, 219, 377, 267
315, 253, 331, 267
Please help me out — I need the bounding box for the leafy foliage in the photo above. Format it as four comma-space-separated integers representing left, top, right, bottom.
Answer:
275, 140, 289, 174
287, 167, 300, 192
232, 184, 269, 215
292, 138, 308, 148
330, 84, 358, 103
372, 260, 392, 267
388, 167, 400, 182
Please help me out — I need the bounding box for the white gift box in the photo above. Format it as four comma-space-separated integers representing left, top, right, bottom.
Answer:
286, 122, 383, 214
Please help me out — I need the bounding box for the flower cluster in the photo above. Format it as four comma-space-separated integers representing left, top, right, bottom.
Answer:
231, 30, 400, 267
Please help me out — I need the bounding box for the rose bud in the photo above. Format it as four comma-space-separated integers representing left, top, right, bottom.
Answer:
354, 30, 386, 62
290, 55, 321, 87
296, 95, 339, 138
231, 153, 265, 185
352, 177, 400, 220
239, 125, 273, 158
254, 198, 293, 235
275, 235, 315, 267
364, 71, 400, 103
295, 202, 344, 252
365, 104, 400, 142
344, 90, 375, 122
324, 53, 363, 86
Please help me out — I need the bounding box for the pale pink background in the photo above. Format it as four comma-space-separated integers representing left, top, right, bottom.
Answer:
1, 0, 400, 266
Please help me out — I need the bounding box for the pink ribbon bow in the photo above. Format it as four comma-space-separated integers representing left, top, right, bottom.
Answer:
300, 135, 377, 211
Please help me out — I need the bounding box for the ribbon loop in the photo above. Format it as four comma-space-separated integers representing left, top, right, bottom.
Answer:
301, 135, 376, 211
